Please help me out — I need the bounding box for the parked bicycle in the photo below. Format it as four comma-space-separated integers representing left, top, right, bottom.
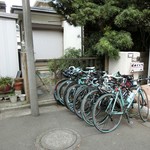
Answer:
92, 76, 150, 133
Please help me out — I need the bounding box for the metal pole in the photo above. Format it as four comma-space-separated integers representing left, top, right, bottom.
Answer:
22, 0, 39, 116
81, 26, 84, 57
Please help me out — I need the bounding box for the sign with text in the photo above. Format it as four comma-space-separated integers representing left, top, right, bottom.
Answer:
130, 62, 144, 72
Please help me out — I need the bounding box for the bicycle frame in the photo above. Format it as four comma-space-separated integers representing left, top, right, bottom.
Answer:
108, 87, 128, 115
109, 83, 144, 115
110, 90, 124, 115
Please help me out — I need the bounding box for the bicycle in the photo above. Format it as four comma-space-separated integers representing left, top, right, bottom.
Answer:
64, 67, 97, 113
92, 76, 150, 133
80, 72, 123, 126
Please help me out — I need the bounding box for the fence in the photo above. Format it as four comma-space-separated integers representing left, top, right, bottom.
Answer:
21, 56, 102, 101
35, 57, 102, 83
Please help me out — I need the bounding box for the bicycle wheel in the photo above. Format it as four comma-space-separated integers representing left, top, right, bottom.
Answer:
53, 78, 68, 103
65, 84, 81, 112
63, 81, 77, 106
138, 89, 149, 122
73, 85, 89, 119
81, 88, 102, 126
92, 93, 123, 133
57, 80, 72, 105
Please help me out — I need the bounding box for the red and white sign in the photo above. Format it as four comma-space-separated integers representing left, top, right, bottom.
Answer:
130, 62, 144, 72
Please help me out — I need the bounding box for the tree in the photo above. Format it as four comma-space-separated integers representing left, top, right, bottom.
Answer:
49, 0, 150, 59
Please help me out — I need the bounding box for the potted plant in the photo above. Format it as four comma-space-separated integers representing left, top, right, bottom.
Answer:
8, 92, 17, 103
13, 78, 23, 91
18, 94, 26, 102
0, 77, 13, 94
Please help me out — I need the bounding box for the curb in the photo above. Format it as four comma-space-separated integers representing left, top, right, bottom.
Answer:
0, 99, 57, 112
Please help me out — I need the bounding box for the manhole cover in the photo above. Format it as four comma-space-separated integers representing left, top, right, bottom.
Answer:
35, 128, 81, 150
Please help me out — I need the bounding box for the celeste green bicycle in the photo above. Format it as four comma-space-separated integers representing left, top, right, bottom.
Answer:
92, 76, 149, 133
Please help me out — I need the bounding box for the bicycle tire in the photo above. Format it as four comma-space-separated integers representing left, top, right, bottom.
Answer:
138, 89, 149, 122
73, 85, 89, 119
53, 78, 68, 103
92, 93, 123, 133
57, 80, 72, 105
63, 81, 77, 106
65, 84, 81, 112
81, 88, 102, 126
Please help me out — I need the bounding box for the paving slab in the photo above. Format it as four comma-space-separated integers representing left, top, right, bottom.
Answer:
0, 105, 150, 150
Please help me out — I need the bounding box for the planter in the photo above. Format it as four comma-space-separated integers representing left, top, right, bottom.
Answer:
0, 77, 13, 94
13, 82, 23, 91
18, 94, 26, 101
14, 78, 23, 83
13, 78, 24, 91
0, 84, 12, 94
9, 95, 17, 103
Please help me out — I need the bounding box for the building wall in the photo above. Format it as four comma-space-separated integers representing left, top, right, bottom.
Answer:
30, 13, 82, 59
0, 17, 19, 78
63, 21, 82, 52
108, 52, 148, 79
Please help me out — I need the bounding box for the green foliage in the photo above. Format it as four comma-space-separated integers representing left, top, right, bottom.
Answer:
84, 32, 101, 56
63, 47, 81, 58
0, 77, 13, 88
48, 48, 81, 73
95, 27, 133, 59
115, 6, 143, 28
0, 77, 13, 93
50, 0, 150, 58
50, 0, 100, 26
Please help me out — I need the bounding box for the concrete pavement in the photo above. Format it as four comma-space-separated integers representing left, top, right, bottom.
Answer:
0, 84, 150, 150
0, 104, 150, 150
142, 84, 150, 100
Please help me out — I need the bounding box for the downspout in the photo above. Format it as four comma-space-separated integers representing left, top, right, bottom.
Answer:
81, 26, 84, 57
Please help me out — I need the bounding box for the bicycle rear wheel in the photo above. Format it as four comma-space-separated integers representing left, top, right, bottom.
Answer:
57, 80, 72, 105
65, 84, 81, 112
138, 89, 149, 122
63, 81, 77, 106
53, 78, 68, 103
73, 85, 89, 119
81, 88, 101, 126
92, 93, 123, 133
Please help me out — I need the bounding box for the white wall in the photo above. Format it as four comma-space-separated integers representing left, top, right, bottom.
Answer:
0, 17, 19, 78
109, 52, 141, 79
31, 13, 81, 59
32, 21, 82, 59
63, 21, 81, 52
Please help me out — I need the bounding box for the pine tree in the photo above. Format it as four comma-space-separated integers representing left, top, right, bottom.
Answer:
49, 0, 150, 59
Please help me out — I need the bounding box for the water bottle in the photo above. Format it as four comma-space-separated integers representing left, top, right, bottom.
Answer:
126, 92, 135, 103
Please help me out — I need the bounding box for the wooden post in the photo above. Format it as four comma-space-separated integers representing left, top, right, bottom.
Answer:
21, 52, 29, 102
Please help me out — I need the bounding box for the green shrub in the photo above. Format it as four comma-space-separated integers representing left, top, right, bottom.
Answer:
48, 47, 81, 73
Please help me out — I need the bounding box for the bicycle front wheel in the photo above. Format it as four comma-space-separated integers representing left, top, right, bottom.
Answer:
81, 88, 101, 126
92, 93, 123, 133
65, 84, 81, 112
73, 85, 89, 119
138, 89, 149, 122
53, 78, 68, 103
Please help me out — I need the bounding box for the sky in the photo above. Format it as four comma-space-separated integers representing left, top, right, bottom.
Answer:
3, 0, 37, 12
